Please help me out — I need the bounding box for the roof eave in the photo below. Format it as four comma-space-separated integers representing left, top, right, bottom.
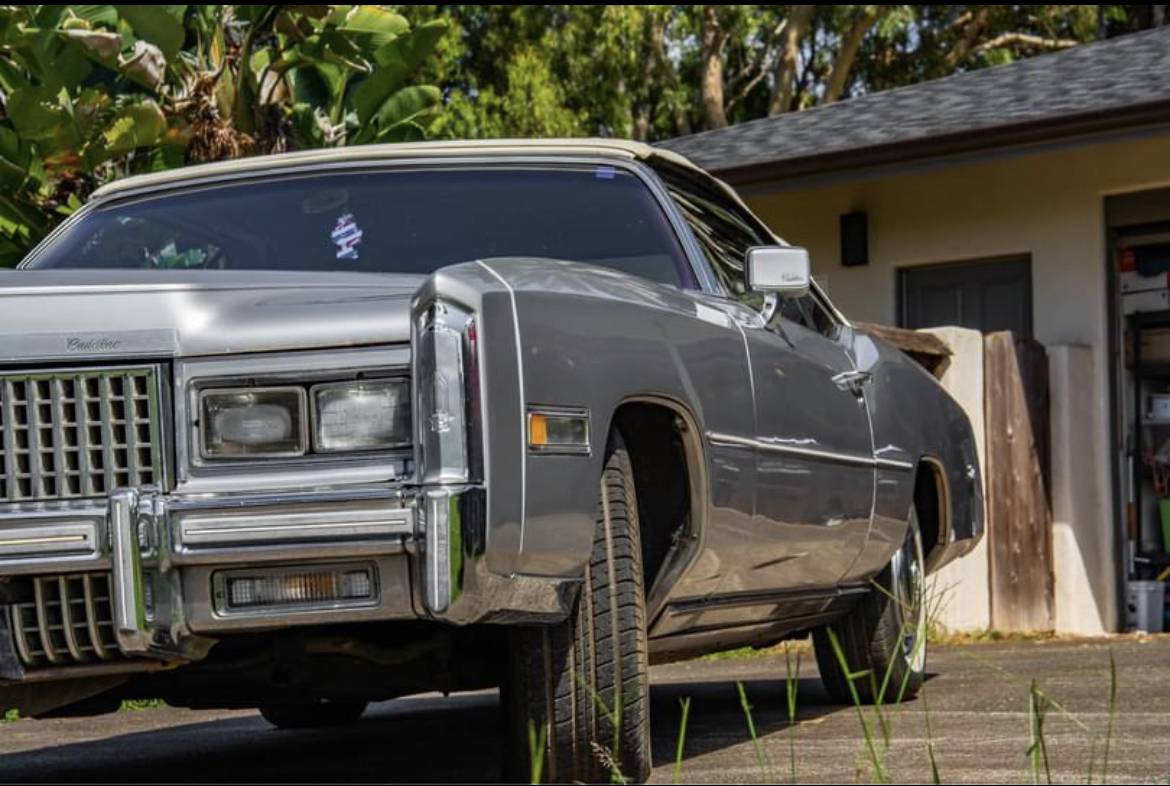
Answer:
710, 97, 1170, 186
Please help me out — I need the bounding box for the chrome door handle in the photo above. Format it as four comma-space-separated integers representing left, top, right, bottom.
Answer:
832, 369, 872, 395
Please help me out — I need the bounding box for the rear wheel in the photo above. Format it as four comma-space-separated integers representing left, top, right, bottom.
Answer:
502, 433, 652, 784
813, 506, 926, 704
259, 699, 368, 730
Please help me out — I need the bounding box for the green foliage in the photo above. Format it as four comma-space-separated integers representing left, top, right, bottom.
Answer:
401, 4, 1162, 140
0, 5, 445, 266
3, 4, 1162, 267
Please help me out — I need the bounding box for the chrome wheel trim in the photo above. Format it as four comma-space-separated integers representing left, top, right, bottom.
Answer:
891, 520, 927, 674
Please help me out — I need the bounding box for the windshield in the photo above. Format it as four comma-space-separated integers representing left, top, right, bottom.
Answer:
24, 165, 697, 288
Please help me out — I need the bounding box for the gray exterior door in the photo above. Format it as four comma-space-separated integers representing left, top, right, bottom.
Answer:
899, 256, 1032, 337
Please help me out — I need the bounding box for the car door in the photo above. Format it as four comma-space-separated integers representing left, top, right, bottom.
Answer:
660, 169, 874, 593
751, 293, 876, 589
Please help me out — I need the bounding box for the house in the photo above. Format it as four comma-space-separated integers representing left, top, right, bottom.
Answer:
661, 26, 1170, 635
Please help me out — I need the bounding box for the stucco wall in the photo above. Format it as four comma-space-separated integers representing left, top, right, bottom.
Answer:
742, 132, 1170, 632
923, 327, 990, 632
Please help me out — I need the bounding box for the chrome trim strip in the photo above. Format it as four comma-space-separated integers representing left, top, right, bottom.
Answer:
706, 430, 915, 471
875, 457, 916, 472
109, 488, 150, 654
476, 260, 527, 543
177, 505, 413, 547
0, 523, 98, 560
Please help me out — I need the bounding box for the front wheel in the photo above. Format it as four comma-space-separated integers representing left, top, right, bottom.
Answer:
502, 433, 652, 784
813, 507, 927, 704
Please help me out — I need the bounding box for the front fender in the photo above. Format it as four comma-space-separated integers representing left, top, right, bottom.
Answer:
418, 257, 752, 582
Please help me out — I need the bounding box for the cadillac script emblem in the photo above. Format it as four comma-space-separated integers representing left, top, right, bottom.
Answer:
66, 336, 123, 353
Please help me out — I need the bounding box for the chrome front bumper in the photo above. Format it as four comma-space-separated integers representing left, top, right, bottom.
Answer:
0, 484, 576, 679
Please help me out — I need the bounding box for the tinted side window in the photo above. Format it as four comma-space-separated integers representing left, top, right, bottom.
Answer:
661, 177, 764, 301
659, 169, 840, 338
777, 294, 841, 340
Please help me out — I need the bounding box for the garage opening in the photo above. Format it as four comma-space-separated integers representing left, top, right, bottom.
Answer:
1108, 187, 1170, 633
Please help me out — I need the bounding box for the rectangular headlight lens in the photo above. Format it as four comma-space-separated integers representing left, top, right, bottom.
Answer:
312, 379, 411, 453
200, 387, 307, 459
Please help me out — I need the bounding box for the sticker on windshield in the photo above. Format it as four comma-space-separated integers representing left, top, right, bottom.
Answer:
331, 212, 363, 261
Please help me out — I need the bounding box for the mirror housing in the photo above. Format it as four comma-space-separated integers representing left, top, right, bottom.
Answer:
745, 246, 810, 298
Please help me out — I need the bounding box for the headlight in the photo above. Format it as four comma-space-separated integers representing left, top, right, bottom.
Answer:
200, 388, 307, 459
312, 379, 411, 452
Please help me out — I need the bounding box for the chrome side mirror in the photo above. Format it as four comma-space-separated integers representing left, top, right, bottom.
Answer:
744, 246, 811, 298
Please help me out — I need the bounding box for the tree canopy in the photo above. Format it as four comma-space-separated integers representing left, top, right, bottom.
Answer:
404, 5, 1163, 140
0, 4, 1164, 265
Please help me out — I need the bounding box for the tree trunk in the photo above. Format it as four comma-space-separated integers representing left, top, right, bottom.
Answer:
943, 6, 990, 71
643, 7, 690, 138
768, 5, 815, 115
698, 5, 728, 129
823, 8, 880, 105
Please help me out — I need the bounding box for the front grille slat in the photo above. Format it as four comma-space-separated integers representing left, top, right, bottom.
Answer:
7, 573, 123, 670
2, 380, 20, 501
32, 577, 62, 665
0, 367, 160, 503
50, 380, 70, 498
76, 374, 95, 497
57, 575, 85, 661
9, 604, 34, 664
82, 573, 113, 661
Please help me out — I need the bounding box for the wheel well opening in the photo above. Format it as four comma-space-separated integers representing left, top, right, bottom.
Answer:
613, 402, 693, 596
914, 461, 945, 561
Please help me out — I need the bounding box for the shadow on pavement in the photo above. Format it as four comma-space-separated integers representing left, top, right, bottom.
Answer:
0, 674, 904, 782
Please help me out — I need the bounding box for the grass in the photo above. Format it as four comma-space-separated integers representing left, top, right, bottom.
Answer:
1, 698, 167, 722
698, 639, 812, 662
659, 578, 1135, 786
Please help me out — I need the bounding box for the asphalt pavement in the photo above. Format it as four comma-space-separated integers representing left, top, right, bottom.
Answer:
0, 636, 1167, 783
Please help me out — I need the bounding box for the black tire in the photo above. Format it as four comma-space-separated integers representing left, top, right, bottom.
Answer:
502, 433, 652, 784
259, 699, 368, 730
813, 507, 927, 705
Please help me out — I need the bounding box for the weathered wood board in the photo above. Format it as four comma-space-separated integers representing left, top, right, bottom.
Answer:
984, 331, 1054, 631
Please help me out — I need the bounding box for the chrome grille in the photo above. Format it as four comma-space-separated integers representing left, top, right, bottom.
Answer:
8, 573, 121, 668
0, 367, 162, 503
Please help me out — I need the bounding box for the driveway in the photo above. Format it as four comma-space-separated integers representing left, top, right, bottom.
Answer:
0, 637, 1167, 783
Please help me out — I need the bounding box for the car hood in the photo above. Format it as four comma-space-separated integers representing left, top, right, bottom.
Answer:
0, 270, 422, 362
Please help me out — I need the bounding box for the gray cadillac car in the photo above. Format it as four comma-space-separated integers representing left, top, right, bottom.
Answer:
0, 139, 981, 782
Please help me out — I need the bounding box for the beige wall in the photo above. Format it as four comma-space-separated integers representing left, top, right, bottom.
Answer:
742, 132, 1170, 632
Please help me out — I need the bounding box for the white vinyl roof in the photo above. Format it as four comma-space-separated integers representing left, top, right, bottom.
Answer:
92, 138, 703, 200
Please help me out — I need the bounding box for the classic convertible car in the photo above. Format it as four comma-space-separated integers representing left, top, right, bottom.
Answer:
0, 140, 981, 782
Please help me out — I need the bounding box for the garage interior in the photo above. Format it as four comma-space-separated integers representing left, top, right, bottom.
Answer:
1110, 186, 1170, 633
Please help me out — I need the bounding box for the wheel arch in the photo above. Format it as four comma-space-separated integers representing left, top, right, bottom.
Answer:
610, 394, 709, 622
915, 454, 953, 573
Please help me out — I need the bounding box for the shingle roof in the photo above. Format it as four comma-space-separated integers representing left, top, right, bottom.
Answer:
659, 26, 1170, 181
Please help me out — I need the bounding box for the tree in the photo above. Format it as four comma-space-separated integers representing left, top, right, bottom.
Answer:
405, 4, 1165, 138
0, 5, 445, 266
